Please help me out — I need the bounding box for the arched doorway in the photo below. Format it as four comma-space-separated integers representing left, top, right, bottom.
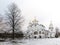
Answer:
34, 36, 37, 38
39, 36, 41, 38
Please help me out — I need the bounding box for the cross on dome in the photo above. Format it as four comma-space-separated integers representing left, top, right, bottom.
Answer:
32, 17, 38, 23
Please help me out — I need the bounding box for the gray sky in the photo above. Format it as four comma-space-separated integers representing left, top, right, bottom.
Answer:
0, 0, 60, 31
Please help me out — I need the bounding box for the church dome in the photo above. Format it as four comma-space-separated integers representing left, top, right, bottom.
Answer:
31, 17, 38, 25
32, 18, 38, 23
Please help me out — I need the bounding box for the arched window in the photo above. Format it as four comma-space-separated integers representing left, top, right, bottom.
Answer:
42, 32, 44, 34
39, 31, 41, 34
34, 31, 38, 35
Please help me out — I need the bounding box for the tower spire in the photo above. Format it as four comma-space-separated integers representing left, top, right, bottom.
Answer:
49, 21, 54, 31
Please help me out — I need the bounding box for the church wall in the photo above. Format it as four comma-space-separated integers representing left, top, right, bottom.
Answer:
24, 18, 56, 39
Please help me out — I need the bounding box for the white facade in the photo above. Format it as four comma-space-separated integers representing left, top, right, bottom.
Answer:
49, 22, 55, 38
24, 18, 55, 38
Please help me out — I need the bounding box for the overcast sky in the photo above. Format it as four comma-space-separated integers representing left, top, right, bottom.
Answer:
0, 0, 60, 31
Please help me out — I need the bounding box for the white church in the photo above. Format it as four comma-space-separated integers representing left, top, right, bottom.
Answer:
24, 18, 55, 38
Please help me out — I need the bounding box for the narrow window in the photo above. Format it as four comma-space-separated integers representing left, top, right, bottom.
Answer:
34, 31, 38, 35
39, 31, 41, 34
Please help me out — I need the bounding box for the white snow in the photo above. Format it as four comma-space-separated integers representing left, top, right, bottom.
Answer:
0, 38, 60, 45
22, 38, 60, 45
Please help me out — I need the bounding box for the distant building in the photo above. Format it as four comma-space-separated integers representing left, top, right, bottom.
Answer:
24, 18, 55, 38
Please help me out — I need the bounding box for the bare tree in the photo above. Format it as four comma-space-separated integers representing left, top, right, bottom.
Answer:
5, 3, 24, 39
0, 15, 4, 32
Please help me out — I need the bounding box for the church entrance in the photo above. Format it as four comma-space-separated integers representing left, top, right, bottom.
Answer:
39, 36, 41, 38
34, 36, 37, 38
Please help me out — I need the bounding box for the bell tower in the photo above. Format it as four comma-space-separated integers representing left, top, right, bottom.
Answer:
49, 21, 54, 32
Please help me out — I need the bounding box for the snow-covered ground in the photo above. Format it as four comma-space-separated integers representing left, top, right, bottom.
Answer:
0, 38, 60, 45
